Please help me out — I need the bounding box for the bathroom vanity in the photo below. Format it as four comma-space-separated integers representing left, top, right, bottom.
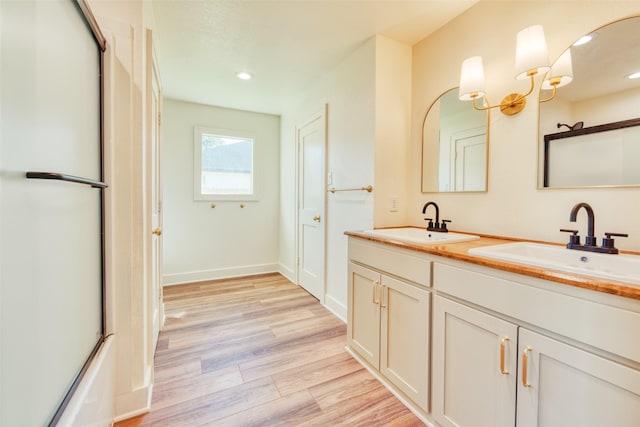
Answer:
345, 228, 640, 427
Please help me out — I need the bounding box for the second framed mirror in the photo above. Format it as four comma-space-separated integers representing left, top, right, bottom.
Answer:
422, 88, 489, 193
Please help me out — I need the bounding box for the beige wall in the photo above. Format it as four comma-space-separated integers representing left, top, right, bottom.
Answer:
410, 1, 640, 251
162, 99, 281, 284
374, 36, 412, 227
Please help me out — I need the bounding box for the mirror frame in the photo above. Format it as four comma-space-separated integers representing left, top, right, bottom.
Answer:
537, 15, 640, 190
421, 87, 490, 193
543, 117, 640, 187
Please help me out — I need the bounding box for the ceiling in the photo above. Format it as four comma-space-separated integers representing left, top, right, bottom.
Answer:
555, 16, 640, 103
151, 0, 478, 115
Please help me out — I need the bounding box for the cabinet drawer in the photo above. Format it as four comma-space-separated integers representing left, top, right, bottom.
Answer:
349, 238, 432, 287
434, 262, 640, 364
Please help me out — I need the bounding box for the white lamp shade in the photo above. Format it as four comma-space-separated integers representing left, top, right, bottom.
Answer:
542, 49, 573, 89
459, 56, 486, 100
515, 25, 550, 80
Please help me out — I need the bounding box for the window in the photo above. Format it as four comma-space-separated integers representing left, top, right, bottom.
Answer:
194, 127, 255, 200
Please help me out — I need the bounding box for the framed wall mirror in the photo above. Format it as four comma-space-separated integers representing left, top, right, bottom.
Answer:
421, 87, 489, 192
538, 15, 640, 188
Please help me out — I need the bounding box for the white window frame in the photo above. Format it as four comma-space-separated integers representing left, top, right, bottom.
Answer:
193, 126, 258, 201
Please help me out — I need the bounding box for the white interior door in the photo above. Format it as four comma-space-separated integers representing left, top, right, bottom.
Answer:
296, 108, 326, 301
148, 32, 164, 343
452, 130, 486, 191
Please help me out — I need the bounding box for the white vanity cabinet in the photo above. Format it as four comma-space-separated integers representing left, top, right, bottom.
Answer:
516, 328, 640, 427
347, 238, 432, 413
433, 261, 640, 427
432, 295, 518, 427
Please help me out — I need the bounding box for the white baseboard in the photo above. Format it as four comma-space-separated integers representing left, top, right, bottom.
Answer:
274, 264, 345, 322
56, 336, 116, 427
114, 384, 152, 423
278, 263, 295, 283
324, 293, 347, 322
163, 263, 279, 286
345, 346, 433, 426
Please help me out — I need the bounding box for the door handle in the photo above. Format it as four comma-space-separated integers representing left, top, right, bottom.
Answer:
152, 227, 162, 236
313, 215, 321, 223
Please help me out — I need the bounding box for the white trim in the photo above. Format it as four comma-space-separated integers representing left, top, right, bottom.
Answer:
345, 346, 435, 426
114, 384, 153, 422
278, 263, 296, 283
56, 337, 116, 427
193, 126, 258, 202
323, 294, 347, 322
163, 263, 279, 286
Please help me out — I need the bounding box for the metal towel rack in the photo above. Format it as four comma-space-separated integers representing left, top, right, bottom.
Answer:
328, 185, 373, 194
26, 171, 108, 189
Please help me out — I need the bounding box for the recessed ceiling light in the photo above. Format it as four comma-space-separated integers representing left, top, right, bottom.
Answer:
236, 72, 252, 80
573, 34, 593, 46
627, 71, 640, 80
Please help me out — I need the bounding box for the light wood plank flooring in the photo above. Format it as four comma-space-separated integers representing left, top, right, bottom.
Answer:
116, 273, 425, 426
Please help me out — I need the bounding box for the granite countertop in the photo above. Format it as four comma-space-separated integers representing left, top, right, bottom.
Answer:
345, 227, 640, 301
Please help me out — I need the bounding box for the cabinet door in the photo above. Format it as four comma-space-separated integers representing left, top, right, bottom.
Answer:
516, 328, 640, 427
432, 295, 518, 427
380, 275, 430, 411
347, 262, 381, 368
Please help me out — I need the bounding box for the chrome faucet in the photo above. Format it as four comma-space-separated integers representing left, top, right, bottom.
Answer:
422, 201, 450, 233
560, 202, 628, 254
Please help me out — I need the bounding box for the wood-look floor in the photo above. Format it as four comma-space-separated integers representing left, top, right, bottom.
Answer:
115, 273, 425, 426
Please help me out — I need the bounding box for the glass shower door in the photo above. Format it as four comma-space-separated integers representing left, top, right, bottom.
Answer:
0, 1, 105, 425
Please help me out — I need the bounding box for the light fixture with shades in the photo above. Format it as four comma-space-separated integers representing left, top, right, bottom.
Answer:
540, 49, 573, 102
458, 25, 569, 116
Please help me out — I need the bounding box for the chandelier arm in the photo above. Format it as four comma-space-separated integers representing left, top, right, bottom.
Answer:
512, 74, 536, 104
539, 85, 558, 103
472, 96, 502, 111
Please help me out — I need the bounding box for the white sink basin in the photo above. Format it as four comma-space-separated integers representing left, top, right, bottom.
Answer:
469, 242, 640, 284
363, 228, 480, 245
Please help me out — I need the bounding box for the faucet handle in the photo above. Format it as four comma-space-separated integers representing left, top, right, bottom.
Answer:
441, 219, 451, 232
424, 218, 434, 229
560, 229, 580, 246
604, 232, 629, 238
602, 232, 629, 251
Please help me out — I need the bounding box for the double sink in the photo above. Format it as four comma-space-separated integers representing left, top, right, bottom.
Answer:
362, 227, 640, 285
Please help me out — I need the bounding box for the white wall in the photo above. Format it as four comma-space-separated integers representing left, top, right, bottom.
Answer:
410, 1, 640, 252
162, 99, 281, 285
279, 36, 412, 319
280, 38, 376, 318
